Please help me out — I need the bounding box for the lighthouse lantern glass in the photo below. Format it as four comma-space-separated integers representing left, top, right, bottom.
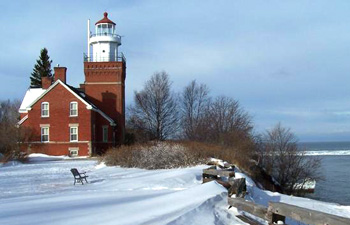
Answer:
96, 24, 115, 36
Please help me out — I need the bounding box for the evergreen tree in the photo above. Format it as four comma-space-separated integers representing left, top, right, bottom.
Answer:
30, 48, 53, 88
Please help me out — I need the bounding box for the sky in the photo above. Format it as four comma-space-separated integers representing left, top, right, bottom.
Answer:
1, 0, 350, 142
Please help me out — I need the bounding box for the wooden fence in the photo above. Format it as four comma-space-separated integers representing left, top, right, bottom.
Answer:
203, 166, 350, 225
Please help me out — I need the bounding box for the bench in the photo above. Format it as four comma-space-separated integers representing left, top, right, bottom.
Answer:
70, 168, 89, 185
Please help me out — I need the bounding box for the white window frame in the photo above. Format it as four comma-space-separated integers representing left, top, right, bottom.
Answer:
70, 102, 78, 117
41, 127, 49, 142
69, 148, 79, 157
70, 126, 78, 142
41, 102, 49, 118
102, 126, 108, 143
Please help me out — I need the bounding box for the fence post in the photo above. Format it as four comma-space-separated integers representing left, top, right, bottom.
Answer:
228, 178, 246, 197
268, 202, 286, 224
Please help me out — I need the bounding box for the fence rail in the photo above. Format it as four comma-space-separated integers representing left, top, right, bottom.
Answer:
202, 167, 235, 177
202, 166, 350, 225
228, 198, 271, 221
268, 201, 350, 225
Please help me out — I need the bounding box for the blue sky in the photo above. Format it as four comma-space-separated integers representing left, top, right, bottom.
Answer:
1, 0, 350, 141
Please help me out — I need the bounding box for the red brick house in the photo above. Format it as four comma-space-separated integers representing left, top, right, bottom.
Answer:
19, 12, 126, 156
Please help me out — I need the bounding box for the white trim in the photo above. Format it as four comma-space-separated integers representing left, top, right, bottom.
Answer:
70, 126, 78, 142
18, 115, 28, 125
92, 108, 116, 126
41, 102, 49, 118
41, 127, 49, 143
26, 79, 116, 126
69, 147, 79, 157
69, 123, 79, 127
27, 80, 91, 110
69, 101, 78, 117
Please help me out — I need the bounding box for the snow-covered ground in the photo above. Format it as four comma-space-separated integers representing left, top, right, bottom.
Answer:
235, 172, 350, 223
1, 155, 350, 225
0, 157, 243, 225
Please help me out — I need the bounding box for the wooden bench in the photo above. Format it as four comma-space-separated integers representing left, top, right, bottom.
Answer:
70, 168, 89, 185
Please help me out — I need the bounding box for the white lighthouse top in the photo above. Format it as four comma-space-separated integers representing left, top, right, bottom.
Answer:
86, 12, 124, 62
89, 12, 121, 44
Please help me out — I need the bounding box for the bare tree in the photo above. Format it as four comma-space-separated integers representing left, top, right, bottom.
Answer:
206, 96, 253, 145
180, 80, 210, 140
0, 100, 21, 158
129, 71, 178, 141
259, 123, 322, 195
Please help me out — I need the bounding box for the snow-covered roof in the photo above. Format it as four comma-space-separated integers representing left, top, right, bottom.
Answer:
19, 88, 46, 113
19, 80, 116, 126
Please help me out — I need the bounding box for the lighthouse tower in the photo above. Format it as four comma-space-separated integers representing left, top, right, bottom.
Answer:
87, 12, 121, 62
83, 12, 126, 148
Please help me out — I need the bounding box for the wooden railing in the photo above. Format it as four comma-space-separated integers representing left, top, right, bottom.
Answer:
228, 198, 350, 225
203, 166, 350, 225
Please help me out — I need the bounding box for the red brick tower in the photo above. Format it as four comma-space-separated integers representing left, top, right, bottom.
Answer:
83, 12, 126, 145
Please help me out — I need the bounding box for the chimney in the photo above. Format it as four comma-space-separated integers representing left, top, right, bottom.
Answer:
41, 76, 52, 89
54, 66, 67, 83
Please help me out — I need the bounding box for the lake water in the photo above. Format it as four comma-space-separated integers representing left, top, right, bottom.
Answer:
299, 142, 350, 205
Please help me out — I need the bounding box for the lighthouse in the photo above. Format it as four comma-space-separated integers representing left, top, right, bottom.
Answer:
83, 12, 126, 148
86, 12, 123, 62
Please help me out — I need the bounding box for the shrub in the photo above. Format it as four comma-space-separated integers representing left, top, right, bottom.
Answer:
103, 142, 198, 169
103, 141, 255, 170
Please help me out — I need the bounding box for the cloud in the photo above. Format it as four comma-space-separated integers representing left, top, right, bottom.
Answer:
2, 0, 350, 141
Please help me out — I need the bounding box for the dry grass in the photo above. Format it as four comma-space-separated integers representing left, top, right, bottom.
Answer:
103, 142, 203, 169
102, 141, 255, 170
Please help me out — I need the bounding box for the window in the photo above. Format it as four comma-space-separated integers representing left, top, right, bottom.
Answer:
108, 24, 112, 34
41, 102, 49, 117
97, 24, 102, 35
70, 127, 78, 142
41, 127, 49, 142
69, 148, 79, 157
102, 126, 108, 142
70, 102, 78, 117
102, 24, 107, 35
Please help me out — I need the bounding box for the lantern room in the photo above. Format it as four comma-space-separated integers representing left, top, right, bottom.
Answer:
95, 12, 116, 36
85, 12, 123, 62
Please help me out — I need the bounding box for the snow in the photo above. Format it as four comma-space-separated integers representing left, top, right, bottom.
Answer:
27, 153, 88, 162
304, 150, 350, 156
1, 155, 349, 225
19, 88, 46, 113
0, 158, 245, 225
293, 178, 316, 190
208, 157, 232, 168
236, 171, 350, 223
